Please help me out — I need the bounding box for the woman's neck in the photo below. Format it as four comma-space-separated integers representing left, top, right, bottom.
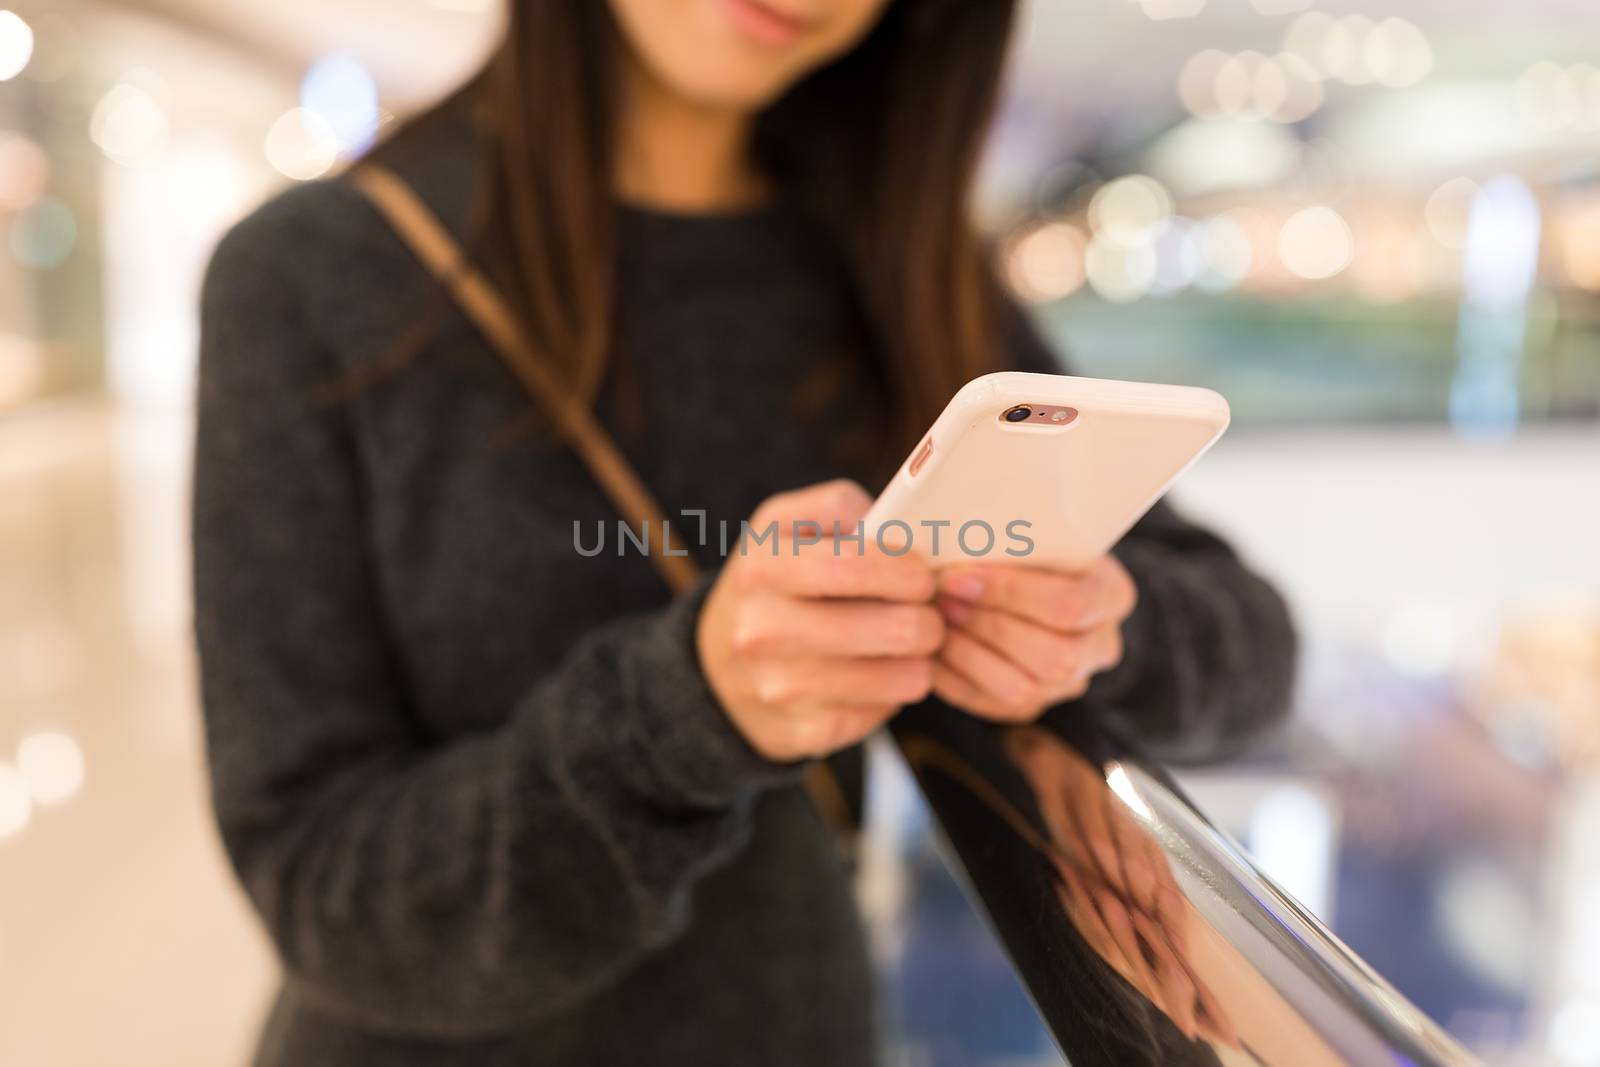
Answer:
614, 55, 770, 215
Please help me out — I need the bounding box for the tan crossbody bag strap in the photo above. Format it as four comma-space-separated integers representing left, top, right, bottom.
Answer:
350, 164, 854, 834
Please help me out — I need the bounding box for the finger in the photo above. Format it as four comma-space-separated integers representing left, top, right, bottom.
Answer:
1093, 885, 1165, 1016
1191, 967, 1241, 1051
938, 602, 1091, 686
1129, 908, 1199, 1041
732, 594, 944, 658
932, 664, 1015, 722
745, 542, 936, 603
778, 703, 898, 757
1154, 881, 1190, 952
937, 557, 1136, 632
1108, 815, 1163, 918
937, 631, 1042, 721
1068, 784, 1137, 928
751, 657, 934, 709
750, 478, 872, 530
1055, 860, 1138, 982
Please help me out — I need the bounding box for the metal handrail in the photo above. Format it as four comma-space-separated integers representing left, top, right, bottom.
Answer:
890, 704, 1481, 1067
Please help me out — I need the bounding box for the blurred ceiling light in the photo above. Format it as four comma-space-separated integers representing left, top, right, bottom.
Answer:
1180, 50, 1322, 124
302, 52, 381, 156
0, 132, 49, 211
1281, 12, 1430, 89
1084, 235, 1156, 303
1517, 61, 1584, 131
1195, 213, 1254, 292
9, 195, 76, 269
0, 331, 44, 407
1178, 49, 1229, 119
1558, 199, 1600, 291
1278, 204, 1354, 280
1250, 54, 1290, 116
1005, 221, 1087, 303
1323, 15, 1373, 85
1281, 12, 1334, 79
1133, 0, 1205, 21
1424, 177, 1479, 249
91, 82, 170, 168
265, 107, 341, 182
0, 762, 30, 839
0, 9, 32, 81
16, 732, 84, 806
1146, 120, 1300, 197
1148, 217, 1201, 295
1214, 52, 1257, 116
1364, 17, 1433, 89
1087, 174, 1171, 246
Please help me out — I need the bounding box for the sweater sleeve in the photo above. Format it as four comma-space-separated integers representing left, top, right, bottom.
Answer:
997, 297, 1299, 763
192, 192, 800, 1038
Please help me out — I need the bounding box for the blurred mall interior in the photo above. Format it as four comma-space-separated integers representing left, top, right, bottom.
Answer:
1, 0, 1597, 1064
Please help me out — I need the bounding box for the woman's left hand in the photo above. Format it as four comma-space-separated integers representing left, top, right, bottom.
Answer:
930, 556, 1137, 722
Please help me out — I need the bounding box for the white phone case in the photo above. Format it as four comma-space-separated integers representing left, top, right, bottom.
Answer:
863, 371, 1229, 571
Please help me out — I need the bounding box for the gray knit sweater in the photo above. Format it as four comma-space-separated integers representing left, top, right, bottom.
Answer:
192, 114, 1295, 1066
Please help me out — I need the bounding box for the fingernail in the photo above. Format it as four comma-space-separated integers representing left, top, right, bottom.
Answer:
937, 596, 970, 625
940, 572, 984, 600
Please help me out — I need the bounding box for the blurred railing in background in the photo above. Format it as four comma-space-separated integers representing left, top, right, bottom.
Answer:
1, 2, 1596, 1065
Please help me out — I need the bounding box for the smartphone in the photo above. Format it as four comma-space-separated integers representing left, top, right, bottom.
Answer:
863, 371, 1229, 571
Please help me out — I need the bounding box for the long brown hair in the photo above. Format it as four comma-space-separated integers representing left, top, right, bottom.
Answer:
436, 0, 1018, 463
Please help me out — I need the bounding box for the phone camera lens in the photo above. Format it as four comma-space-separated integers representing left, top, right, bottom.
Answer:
1003, 405, 1032, 423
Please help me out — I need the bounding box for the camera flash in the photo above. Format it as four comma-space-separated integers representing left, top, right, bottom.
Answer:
1050, 410, 1068, 422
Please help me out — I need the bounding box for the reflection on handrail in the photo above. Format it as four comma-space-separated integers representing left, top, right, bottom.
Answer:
889, 704, 1482, 1067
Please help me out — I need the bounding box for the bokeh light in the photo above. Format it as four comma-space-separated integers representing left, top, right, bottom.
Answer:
1557, 198, 1600, 291
0, 761, 31, 839
264, 107, 341, 181
1281, 12, 1431, 89
91, 80, 171, 168
1084, 235, 1157, 302
300, 52, 380, 155
1516, 62, 1600, 131
1087, 174, 1171, 246
1005, 221, 1087, 303
16, 732, 85, 806
1194, 212, 1254, 292
1278, 205, 1354, 280
1462, 175, 1541, 307
1148, 217, 1201, 295
1179, 49, 1323, 123
0, 9, 33, 82
1364, 18, 1434, 89
10, 195, 77, 269
0, 132, 50, 212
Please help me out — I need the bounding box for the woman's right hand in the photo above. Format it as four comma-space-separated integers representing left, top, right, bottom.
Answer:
697, 479, 944, 762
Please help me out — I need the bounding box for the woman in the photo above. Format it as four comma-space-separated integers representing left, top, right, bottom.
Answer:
193, 0, 1296, 1063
